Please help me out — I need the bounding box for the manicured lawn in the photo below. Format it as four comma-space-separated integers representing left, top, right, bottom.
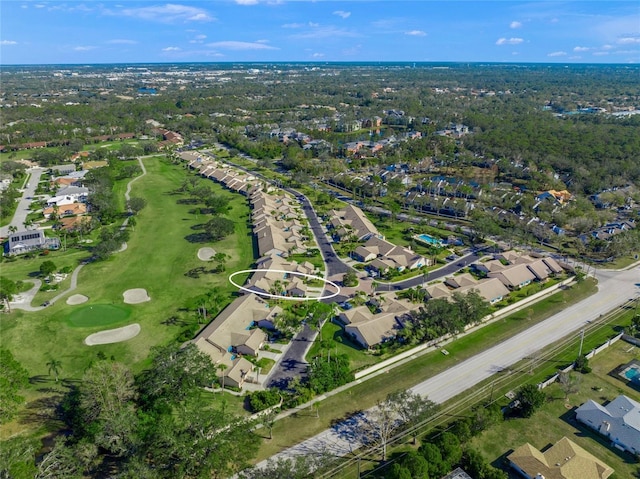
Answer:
469, 339, 640, 479
307, 321, 379, 372
66, 304, 131, 328
0, 155, 255, 436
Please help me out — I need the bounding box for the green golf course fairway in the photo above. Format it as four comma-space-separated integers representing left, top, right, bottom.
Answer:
67, 304, 132, 328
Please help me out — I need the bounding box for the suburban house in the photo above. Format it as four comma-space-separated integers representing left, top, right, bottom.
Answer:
46, 186, 89, 207
328, 204, 381, 242
438, 273, 510, 305
193, 293, 272, 389
57, 216, 93, 232
341, 295, 418, 349
507, 436, 614, 479
488, 263, 536, 290
352, 236, 428, 273
425, 282, 453, 299
43, 202, 87, 219
246, 256, 318, 298
224, 357, 255, 389
48, 164, 76, 175
456, 278, 510, 304
4, 229, 60, 256
575, 395, 640, 455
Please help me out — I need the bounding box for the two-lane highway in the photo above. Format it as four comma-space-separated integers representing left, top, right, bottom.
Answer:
255, 264, 640, 467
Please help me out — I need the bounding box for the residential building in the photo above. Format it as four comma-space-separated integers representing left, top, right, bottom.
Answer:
328, 204, 381, 241
507, 436, 614, 479
575, 395, 640, 455
488, 263, 536, 290
4, 229, 60, 255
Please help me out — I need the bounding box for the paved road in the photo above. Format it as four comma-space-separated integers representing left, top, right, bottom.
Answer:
266, 323, 317, 388
256, 264, 640, 467
0, 167, 44, 238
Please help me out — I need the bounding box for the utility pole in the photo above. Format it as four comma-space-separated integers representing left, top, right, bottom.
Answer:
578, 329, 585, 358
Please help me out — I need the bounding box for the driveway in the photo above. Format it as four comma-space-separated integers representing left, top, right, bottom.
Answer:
266, 324, 318, 388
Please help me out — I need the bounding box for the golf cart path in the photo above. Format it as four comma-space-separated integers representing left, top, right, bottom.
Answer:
10, 157, 149, 312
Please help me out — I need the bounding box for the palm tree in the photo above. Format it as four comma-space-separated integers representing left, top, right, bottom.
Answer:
8, 225, 17, 235
46, 358, 62, 382
216, 363, 228, 391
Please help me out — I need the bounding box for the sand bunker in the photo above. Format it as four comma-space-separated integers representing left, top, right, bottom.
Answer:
66, 294, 89, 305
84, 324, 141, 346
198, 247, 216, 261
123, 288, 150, 304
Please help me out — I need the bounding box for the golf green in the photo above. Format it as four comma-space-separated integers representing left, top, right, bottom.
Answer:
67, 304, 132, 328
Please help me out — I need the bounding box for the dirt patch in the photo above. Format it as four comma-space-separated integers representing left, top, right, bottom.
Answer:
198, 247, 217, 261
122, 288, 150, 304
66, 294, 89, 305
84, 324, 141, 345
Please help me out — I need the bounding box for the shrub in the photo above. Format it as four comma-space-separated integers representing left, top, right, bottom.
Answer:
247, 388, 281, 413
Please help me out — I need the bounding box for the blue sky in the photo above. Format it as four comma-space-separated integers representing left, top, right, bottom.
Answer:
1, 1, 639, 64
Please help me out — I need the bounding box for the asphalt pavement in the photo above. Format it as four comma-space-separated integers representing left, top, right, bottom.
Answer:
255, 264, 640, 467
0, 167, 44, 238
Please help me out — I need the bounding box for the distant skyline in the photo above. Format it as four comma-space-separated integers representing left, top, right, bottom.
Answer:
1, 1, 639, 65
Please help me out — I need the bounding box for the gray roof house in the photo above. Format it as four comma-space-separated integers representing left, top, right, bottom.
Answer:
4, 229, 60, 256
575, 395, 640, 455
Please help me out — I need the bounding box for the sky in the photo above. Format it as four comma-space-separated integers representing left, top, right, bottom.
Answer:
1, 1, 639, 64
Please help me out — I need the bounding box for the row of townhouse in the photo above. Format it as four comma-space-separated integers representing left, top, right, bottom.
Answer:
328, 203, 382, 242
338, 294, 418, 349
351, 236, 430, 274
250, 189, 308, 258
193, 293, 276, 389
339, 250, 567, 349
185, 152, 326, 388
183, 151, 261, 197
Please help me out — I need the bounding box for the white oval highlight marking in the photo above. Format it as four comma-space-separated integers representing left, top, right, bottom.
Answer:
228, 269, 341, 302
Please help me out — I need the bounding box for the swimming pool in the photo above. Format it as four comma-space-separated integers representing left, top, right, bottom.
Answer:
416, 233, 443, 246
624, 366, 640, 382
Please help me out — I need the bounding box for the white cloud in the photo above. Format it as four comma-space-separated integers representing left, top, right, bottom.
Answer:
107, 39, 138, 45
333, 10, 351, 19
593, 51, 610, 56
189, 34, 207, 44
1, 40, 18, 46
282, 23, 304, 29
291, 26, 360, 40
34, 4, 46, 8
405, 30, 426, 37
206, 41, 278, 50
496, 37, 523, 45
255, 39, 269, 44
617, 36, 640, 45
547, 51, 567, 57
601, 44, 613, 50
312, 52, 325, 58
510, 21, 522, 29
74, 46, 96, 51
235, 0, 259, 4
573, 46, 589, 52
108, 4, 213, 23
162, 46, 181, 51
